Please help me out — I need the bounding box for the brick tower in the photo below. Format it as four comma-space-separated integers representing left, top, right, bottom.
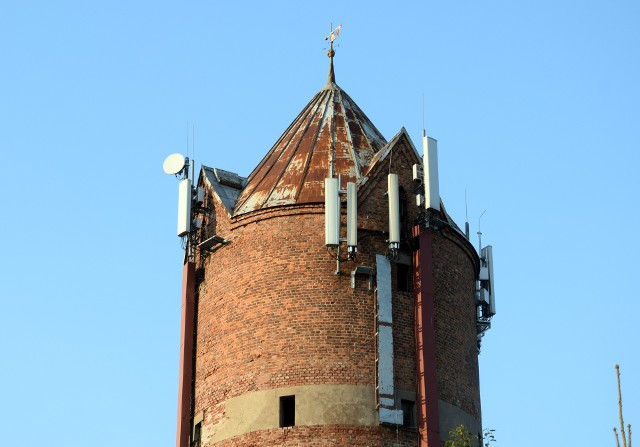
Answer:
170, 39, 495, 447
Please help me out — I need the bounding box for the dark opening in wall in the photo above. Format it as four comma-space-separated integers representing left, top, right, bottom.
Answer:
192, 421, 202, 447
397, 263, 410, 292
401, 399, 416, 429
279, 395, 295, 427
399, 187, 408, 224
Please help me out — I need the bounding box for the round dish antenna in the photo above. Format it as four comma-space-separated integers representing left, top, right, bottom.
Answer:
163, 153, 186, 175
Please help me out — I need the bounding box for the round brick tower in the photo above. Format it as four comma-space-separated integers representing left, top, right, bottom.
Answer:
174, 50, 487, 447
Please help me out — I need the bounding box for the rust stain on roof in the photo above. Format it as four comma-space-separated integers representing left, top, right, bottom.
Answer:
234, 80, 387, 216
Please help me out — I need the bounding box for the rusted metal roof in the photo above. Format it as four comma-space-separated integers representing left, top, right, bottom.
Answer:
233, 64, 387, 216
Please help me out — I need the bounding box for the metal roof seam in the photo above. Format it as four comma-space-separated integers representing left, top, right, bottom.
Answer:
234, 91, 324, 214
294, 89, 333, 202
337, 88, 364, 181
261, 89, 330, 208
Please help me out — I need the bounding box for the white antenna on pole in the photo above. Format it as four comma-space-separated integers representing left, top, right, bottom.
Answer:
324, 178, 340, 246
177, 178, 192, 237
163, 153, 192, 238
388, 174, 400, 258
423, 130, 440, 211
347, 182, 357, 257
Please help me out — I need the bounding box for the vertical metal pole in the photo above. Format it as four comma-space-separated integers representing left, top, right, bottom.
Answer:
176, 261, 196, 447
413, 224, 441, 447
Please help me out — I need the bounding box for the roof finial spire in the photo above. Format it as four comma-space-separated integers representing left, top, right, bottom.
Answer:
325, 23, 341, 85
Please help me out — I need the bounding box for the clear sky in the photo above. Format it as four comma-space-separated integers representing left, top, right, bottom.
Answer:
1, 1, 638, 446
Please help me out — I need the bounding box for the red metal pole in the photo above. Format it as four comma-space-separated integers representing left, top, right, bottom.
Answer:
413, 225, 440, 447
176, 261, 196, 447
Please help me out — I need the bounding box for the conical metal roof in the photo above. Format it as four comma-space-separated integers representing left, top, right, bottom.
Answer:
233, 59, 387, 216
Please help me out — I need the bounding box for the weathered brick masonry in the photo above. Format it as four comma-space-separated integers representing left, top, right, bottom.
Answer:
432, 230, 481, 421
182, 54, 484, 446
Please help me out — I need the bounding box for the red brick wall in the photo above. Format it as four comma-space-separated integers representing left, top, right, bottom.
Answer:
195, 206, 379, 431
192, 137, 481, 445
432, 229, 481, 421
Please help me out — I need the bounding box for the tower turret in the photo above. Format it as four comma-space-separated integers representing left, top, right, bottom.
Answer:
168, 38, 493, 447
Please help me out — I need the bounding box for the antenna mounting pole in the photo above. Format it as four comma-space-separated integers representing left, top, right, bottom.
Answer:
464, 189, 470, 240
477, 210, 486, 254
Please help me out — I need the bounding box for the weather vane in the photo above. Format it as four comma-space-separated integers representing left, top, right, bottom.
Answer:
325, 23, 342, 54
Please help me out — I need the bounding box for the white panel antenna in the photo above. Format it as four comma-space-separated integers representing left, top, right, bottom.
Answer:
482, 245, 496, 316
163, 152, 193, 239
324, 178, 340, 246
388, 174, 400, 251
412, 164, 425, 207
476, 225, 496, 349
346, 182, 357, 255
423, 132, 440, 211
177, 178, 192, 237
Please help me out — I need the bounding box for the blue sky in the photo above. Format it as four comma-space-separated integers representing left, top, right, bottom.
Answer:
1, 1, 638, 446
